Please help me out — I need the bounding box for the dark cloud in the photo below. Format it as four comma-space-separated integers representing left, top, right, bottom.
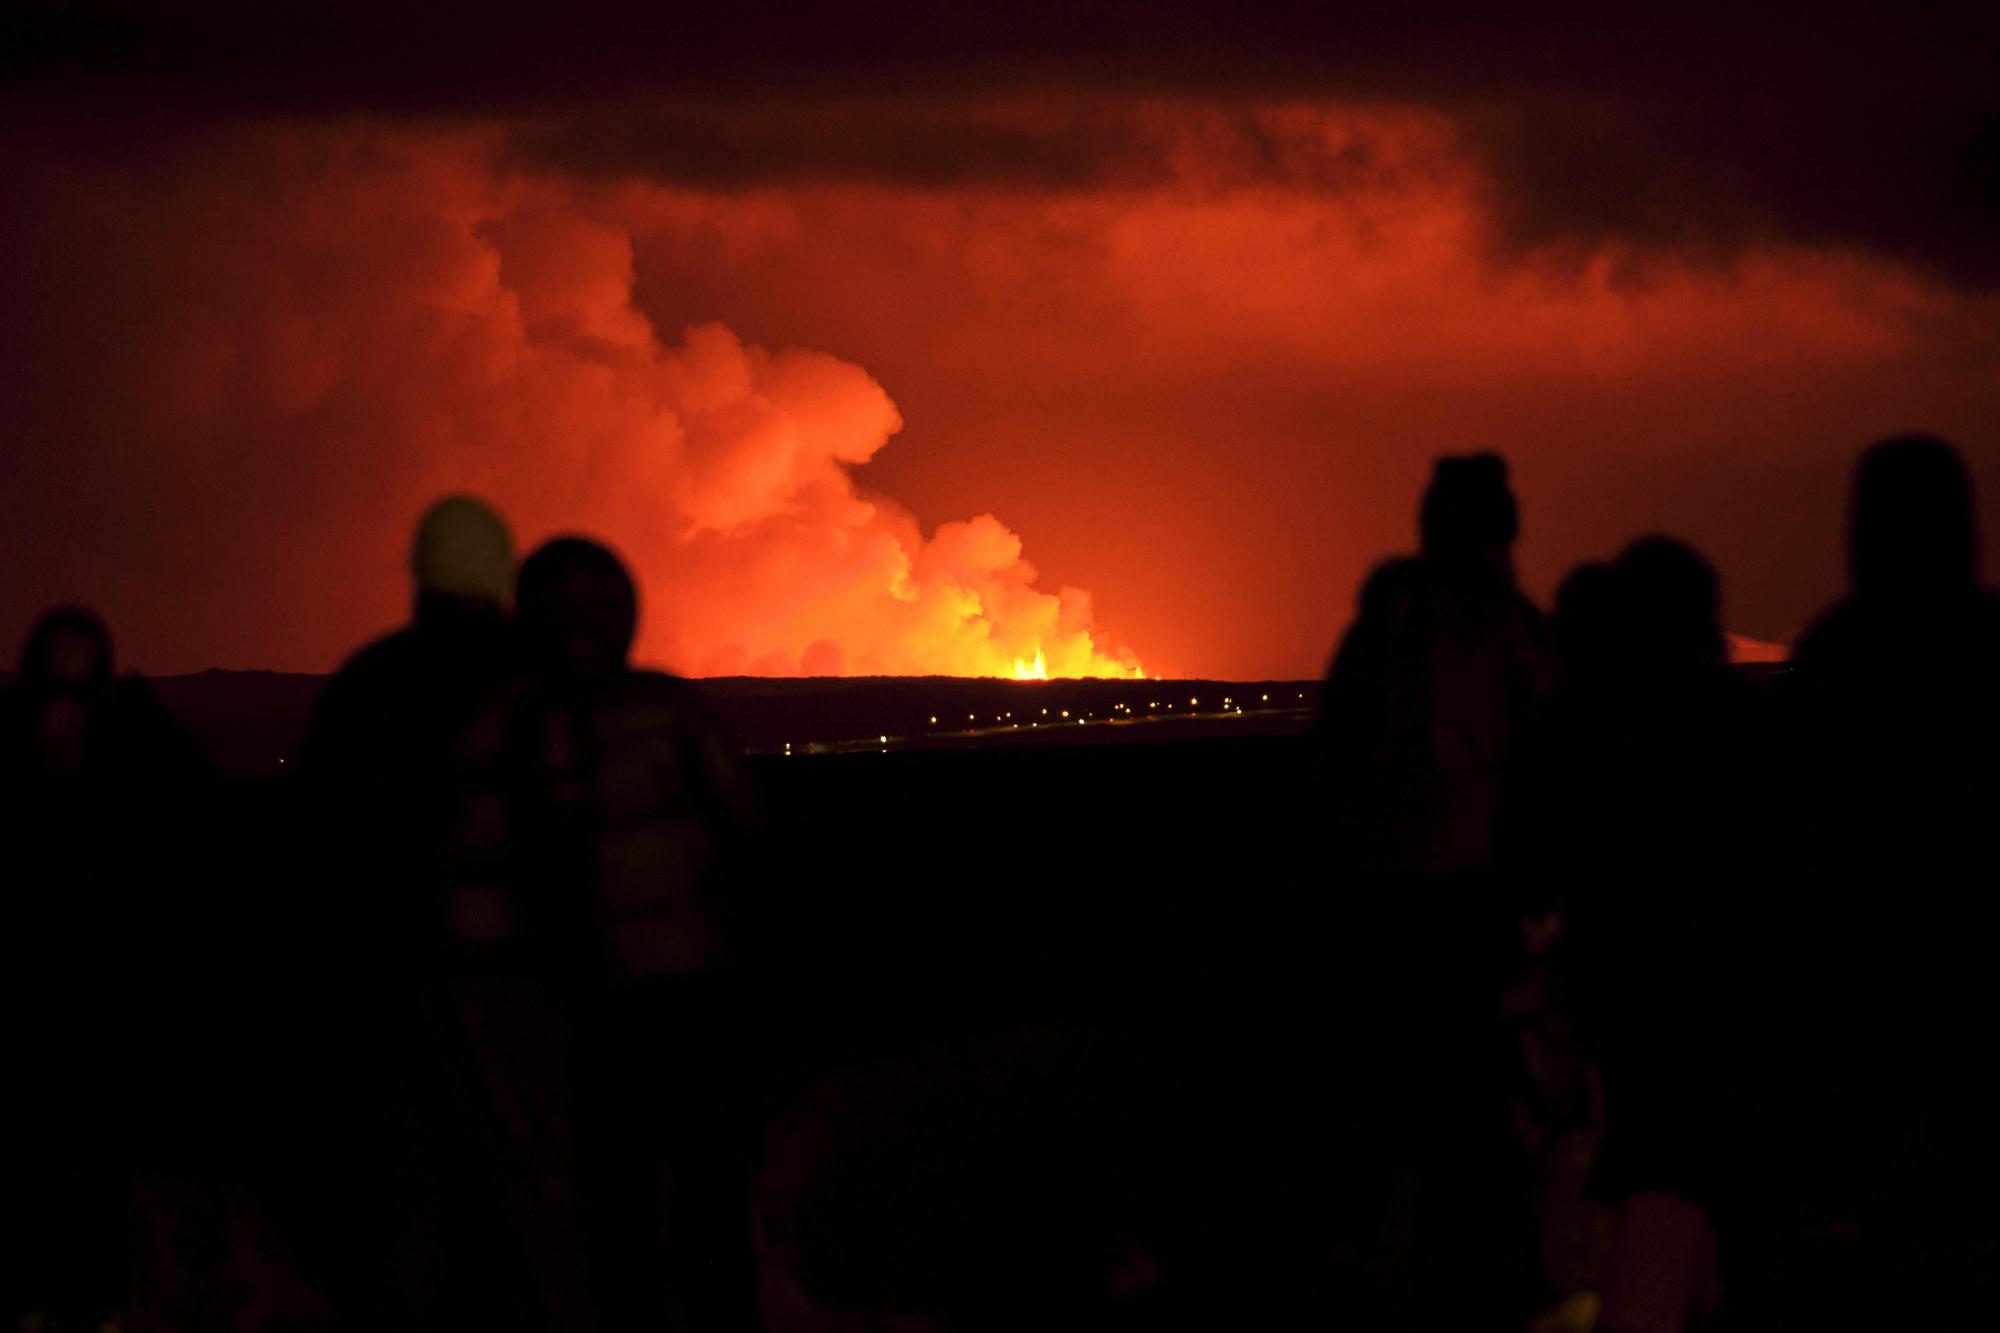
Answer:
504, 99, 1403, 194
7, 4, 1998, 280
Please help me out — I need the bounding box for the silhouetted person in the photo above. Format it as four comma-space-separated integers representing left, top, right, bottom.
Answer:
305, 493, 517, 851
0, 607, 211, 1330
1793, 434, 2000, 875
1319, 453, 1558, 877
1762, 434, 2000, 1326
279, 495, 576, 1330
508, 537, 761, 1333
0, 607, 209, 785
1512, 539, 1778, 1333
1314, 453, 1558, 1330
1525, 538, 1775, 895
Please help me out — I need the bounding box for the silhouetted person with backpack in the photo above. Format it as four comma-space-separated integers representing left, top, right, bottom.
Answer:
0, 607, 212, 1330
508, 536, 761, 1333
1761, 434, 2000, 1327
1315, 453, 1558, 1330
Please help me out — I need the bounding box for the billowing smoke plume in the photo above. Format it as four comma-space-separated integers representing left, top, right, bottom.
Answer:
0, 128, 1140, 678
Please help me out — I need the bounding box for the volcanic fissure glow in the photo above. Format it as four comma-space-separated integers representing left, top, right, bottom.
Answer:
477, 185, 1148, 680
1, 129, 1142, 679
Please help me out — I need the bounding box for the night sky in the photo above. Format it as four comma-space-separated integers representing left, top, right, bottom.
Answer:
5, 4, 1997, 678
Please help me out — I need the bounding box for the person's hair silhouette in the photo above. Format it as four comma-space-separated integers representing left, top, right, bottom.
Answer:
19, 606, 115, 695
515, 537, 639, 682
1847, 434, 1977, 601
1616, 536, 1724, 668
1421, 452, 1520, 569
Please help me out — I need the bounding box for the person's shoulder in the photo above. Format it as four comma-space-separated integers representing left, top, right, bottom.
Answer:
112, 676, 215, 776
302, 626, 424, 767
1792, 598, 1862, 667
1356, 555, 1426, 610
1945, 587, 2000, 660
111, 673, 168, 714
1496, 583, 1550, 625
619, 667, 703, 700
1364, 555, 1424, 588
327, 625, 422, 683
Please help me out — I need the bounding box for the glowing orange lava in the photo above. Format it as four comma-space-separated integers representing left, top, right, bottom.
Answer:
1011, 650, 1049, 680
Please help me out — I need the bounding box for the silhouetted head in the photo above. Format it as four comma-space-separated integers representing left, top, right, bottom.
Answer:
1615, 536, 1723, 668
1848, 435, 1977, 600
411, 494, 515, 614
20, 606, 114, 696
1420, 453, 1518, 569
516, 537, 638, 682
1553, 562, 1620, 678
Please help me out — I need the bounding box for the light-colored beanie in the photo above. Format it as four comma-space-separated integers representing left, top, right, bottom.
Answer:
410, 494, 515, 605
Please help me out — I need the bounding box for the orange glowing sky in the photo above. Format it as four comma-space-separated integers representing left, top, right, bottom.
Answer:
4, 12, 1998, 679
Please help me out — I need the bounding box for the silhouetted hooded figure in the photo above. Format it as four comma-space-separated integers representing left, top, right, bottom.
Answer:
1773, 435, 2000, 1326
0, 607, 211, 1328
1313, 453, 1557, 1330
509, 536, 761, 1333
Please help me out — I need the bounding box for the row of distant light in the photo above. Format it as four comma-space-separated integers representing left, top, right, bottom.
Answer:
778, 691, 1308, 755
923, 690, 1300, 727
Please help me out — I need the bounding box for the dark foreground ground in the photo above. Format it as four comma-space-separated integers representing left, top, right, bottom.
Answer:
745, 735, 1602, 1327
46, 667, 1625, 1325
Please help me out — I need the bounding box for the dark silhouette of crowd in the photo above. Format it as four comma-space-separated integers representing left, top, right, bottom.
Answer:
1316, 436, 2000, 1332
2, 435, 1996, 1332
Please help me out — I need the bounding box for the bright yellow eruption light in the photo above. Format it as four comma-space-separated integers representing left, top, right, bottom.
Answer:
1011, 650, 1050, 681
